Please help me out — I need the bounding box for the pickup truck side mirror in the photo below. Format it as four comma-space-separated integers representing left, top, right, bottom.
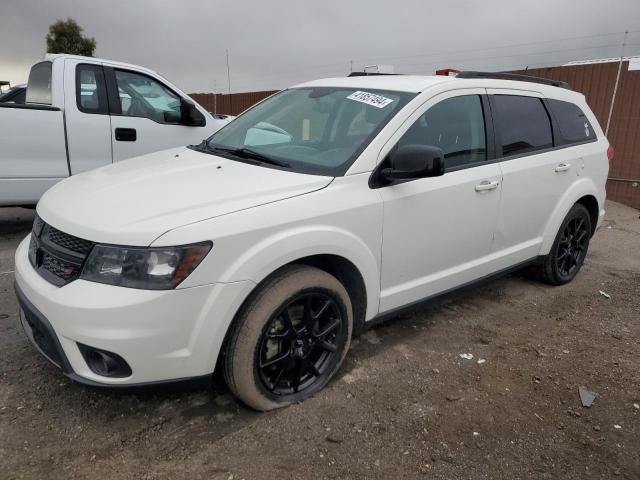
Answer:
380, 145, 445, 181
181, 100, 206, 127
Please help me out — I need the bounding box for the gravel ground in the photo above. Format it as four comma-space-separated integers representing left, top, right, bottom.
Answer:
1, 201, 639, 480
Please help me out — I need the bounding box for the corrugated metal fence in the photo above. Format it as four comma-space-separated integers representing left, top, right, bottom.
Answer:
189, 90, 277, 116
190, 62, 640, 209
513, 62, 640, 209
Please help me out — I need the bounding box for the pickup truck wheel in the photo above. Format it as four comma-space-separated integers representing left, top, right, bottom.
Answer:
536, 203, 592, 285
224, 265, 353, 411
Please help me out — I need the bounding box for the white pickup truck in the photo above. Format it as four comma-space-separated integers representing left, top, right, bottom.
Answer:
0, 54, 229, 206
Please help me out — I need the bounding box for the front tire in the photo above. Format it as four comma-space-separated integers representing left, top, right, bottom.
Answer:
536, 203, 592, 285
224, 265, 353, 411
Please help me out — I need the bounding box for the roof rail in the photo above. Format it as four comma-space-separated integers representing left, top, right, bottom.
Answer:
347, 71, 400, 77
456, 71, 571, 90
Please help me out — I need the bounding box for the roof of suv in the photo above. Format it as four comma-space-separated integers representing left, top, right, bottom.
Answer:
295, 74, 583, 102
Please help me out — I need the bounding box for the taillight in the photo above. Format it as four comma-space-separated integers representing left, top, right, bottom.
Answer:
607, 145, 615, 163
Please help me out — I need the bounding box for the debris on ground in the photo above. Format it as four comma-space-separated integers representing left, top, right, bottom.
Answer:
459, 353, 474, 360
614, 424, 623, 430
599, 290, 611, 299
579, 386, 597, 408
633, 403, 639, 410
477, 358, 486, 364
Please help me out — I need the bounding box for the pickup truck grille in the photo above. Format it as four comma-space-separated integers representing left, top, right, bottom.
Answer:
28, 215, 95, 286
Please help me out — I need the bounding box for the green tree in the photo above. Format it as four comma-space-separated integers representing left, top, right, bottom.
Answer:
46, 18, 96, 56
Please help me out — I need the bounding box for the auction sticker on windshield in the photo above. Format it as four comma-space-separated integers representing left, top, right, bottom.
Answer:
346, 91, 394, 108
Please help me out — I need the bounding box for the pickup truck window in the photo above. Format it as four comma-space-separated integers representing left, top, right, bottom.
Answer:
26, 62, 52, 105
76, 64, 108, 114
205, 87, 415, 176
114, 70, 182, 124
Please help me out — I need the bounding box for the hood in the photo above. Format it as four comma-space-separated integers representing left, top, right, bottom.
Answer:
38, 147, 332, 245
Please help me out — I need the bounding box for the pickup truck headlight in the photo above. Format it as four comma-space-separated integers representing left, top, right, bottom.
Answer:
81, 242, 212, 290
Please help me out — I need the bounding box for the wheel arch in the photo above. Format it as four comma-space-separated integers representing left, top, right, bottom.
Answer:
540, 178, 600, 254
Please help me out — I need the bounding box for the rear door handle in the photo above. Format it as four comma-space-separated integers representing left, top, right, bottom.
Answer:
475, 180, 500, 192
555, 162, 571, 172
115, 128, 137, 142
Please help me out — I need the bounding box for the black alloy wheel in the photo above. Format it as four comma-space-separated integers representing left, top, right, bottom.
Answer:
257, 291, 346, 396
556, 216, 589, 278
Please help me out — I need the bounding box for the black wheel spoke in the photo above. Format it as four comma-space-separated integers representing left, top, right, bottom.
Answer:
314, 299, 332, 319
316, 318, 340, 338
260, 349, 291, 368
317, 339, 337, 352
306, 360, 322, 378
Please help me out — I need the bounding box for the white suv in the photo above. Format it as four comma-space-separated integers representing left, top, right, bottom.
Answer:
14, 72, 610, 411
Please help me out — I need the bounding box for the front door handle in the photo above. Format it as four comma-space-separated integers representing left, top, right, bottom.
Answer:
555, 162, 571, 172
475, 180, 500, 192
115, 128, 137, 142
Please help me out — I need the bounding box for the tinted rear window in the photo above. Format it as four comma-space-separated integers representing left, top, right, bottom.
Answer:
493, 95, 553, 157
26, 62, 53, 105
547, 99, 596, 144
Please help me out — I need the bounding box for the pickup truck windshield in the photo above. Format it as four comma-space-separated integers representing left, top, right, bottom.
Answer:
204, 87, 415, 176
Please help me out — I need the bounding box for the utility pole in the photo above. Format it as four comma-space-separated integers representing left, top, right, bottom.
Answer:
350, 60, 353, 73
226, 49, 231, 95
606, 29, 629, 136
213, 79, 217, 115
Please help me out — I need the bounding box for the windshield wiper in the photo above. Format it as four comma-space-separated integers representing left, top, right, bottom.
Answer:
207, 143, 291, 168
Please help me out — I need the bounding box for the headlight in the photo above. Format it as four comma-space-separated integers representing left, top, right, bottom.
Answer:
81, 242, 212, 290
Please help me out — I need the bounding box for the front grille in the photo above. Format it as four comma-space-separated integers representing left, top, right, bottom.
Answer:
46, 226, 94, 255
29, 214, 95, 286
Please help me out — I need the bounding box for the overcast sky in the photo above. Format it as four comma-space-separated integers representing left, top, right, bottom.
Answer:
1, 0, 639, 94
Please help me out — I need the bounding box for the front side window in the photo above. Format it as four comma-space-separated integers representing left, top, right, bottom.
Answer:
26, 62, 52, 105
493, 95, 553, 157
547, 99, 596, 144
205, 87, 415, 176
114, 70, 182, 123
76, 64, 108, 114
397, 95, 487, 169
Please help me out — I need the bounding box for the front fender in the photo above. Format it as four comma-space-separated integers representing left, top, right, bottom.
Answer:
540, 177, 600, 255
219, 225, 381, 321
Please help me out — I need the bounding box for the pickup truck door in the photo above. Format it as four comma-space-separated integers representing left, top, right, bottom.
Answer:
105, 67, 212, 162
377, 90, 502, 313
63, 59, 114, 174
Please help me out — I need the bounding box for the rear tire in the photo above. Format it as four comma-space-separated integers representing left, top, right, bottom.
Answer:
536, 203, 592, 285
224, 265, 353, 411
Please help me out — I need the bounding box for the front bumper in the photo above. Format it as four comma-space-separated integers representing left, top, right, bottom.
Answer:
14, 236, 255, 386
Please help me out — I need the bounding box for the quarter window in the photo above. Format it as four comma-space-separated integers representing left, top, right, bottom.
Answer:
26, 62, 52, 105
493, 95, 553, 157
397, 95, 487, 169
76, 64, 108, 114
547, 99, 596, 144
114, 70, 182, 124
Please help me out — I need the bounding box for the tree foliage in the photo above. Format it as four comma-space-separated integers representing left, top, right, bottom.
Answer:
46, 18, 96, 56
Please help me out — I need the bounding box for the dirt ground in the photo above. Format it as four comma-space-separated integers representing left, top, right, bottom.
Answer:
0, 201, 638, 480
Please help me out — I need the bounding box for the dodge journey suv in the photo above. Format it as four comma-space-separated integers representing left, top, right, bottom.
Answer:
15, 71, 610, 411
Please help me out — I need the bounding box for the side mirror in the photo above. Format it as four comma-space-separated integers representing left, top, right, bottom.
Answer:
381, 145, 445, 181
181, 99, 206, 127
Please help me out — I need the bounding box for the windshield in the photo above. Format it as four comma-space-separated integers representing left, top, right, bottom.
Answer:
204, 87, 415, 176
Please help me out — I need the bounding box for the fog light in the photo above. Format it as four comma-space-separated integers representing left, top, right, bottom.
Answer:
77, 343, 132, 378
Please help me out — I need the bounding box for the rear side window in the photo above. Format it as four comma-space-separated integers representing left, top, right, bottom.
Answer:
493, 95, 553, 157
76, 64, 109, 114
398, 95, 487, 168
26, 62, 52, 105
547, 99, 596, 144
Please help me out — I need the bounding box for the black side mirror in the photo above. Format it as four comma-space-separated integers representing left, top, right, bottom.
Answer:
380, 144, 445, 181
181, 99, 206, 127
